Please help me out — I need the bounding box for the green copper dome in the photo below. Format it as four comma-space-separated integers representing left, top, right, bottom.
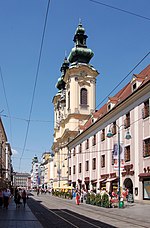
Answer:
56, 77, 65, 90
68, 23, 94, 64
56, 57, 69, 90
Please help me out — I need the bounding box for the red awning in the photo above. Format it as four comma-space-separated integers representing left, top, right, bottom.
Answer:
138, 173, 150, 177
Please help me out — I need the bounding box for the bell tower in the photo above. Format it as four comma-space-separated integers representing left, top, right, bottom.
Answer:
52, 23, 99, 189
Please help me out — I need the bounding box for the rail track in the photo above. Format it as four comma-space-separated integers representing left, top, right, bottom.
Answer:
27, 194, 150, 228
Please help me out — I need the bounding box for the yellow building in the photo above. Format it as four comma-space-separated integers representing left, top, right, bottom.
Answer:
52, 23, 98, 188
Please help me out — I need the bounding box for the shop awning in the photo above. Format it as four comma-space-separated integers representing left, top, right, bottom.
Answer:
92, 180, 97, 184
138, 173, 150, 177
105, 177, 118, 182
99, 178, 106, 182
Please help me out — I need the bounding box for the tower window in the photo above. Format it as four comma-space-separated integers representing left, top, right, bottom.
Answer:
68, 91, 70, 109
80, 88, 87, 106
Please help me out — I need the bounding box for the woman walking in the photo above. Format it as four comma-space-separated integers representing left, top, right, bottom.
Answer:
22, 190, 27, 208
14, 188, 21, 208
76, 192, 80, 205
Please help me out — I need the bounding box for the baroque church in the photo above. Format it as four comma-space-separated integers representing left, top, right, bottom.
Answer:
52, 22, 98, 188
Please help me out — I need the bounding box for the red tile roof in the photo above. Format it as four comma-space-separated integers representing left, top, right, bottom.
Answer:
80, 64, 150, 131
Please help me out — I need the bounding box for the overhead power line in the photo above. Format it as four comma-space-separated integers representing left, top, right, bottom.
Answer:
96, 51, 150, 110
89, 0, 150, 21
19, 0, 51, 171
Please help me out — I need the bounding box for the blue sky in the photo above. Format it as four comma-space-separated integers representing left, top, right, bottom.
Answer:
0, 0, 149, 173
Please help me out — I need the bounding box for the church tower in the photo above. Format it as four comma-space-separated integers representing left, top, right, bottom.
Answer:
52, 23, 99, 188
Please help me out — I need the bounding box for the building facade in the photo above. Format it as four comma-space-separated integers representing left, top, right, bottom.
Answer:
52, 23, 98, 188
14, 172, 30, 189
0, 118, 12, 188
67, 65, 150, 201
30, 155, 40, 189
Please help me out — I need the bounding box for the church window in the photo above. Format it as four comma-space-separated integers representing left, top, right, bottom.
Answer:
80, 88, 87, 106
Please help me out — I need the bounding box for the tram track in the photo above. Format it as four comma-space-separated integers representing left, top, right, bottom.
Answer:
28, 194, 150, 228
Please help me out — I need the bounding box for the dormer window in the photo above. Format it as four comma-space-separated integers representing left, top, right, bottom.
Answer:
108, 103, 111, 111
132, 83, 137, 92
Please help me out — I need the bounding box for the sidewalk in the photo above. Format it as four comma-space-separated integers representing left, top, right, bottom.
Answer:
0, 197, 43, 228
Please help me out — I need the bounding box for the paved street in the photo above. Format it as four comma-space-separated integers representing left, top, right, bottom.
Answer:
27, 193, 150, 228
0, 194, 150, 228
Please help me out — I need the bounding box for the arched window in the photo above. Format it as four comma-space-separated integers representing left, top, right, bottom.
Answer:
80, 88, 87, 105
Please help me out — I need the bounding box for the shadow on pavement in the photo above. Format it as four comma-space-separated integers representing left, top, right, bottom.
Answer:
27, 197, 116, 228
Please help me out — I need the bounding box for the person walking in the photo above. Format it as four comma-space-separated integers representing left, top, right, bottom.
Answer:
3, 188, 11, 209
76, 192, 80, 205
14, 188, 21, 208
22, 190, 27, 208
0, 189, 3, 207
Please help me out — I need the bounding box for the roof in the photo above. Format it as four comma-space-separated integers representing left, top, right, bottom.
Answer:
79, 64, 150, 131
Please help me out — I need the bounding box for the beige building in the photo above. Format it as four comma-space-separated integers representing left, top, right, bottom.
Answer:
52, 23, 98, 188
40, 152, 52, 189
0, 118, 12, 188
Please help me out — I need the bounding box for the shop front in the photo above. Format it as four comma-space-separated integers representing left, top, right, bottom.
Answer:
139, 171, 150, 200
99, 174, 109, 190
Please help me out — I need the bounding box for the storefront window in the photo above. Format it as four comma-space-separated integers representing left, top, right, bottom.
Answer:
143, 180, 150, 200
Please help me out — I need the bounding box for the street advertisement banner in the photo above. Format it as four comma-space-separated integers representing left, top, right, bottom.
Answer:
113, 143, 124, 170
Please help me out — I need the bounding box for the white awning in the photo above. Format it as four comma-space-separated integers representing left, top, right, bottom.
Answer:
99, 178, 106, 182
106, 177, 118, 182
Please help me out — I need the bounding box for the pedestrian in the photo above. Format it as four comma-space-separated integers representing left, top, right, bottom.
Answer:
3, 188, 11, 209
14, 188, 21, 208
37, 188, 39, 196
76, 192, 80, 205
0, 189, 3, 207
22, 190, 27, 208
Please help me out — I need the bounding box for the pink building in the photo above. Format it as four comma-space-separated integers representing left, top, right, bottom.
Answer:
68, 65, 150, 202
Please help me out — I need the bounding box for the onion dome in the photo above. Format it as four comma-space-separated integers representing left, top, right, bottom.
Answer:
68, 23, 94, 64
60, 57, 69, 76
56, 57, 69, 90
56, 77, 65, 90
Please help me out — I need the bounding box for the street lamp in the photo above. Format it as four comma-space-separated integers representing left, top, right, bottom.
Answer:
107, 125, 131, 208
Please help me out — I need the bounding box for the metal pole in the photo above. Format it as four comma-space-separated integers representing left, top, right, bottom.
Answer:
118, 128, 121, 208
58, 151, 60, 187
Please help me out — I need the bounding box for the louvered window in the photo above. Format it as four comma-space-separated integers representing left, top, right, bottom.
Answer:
85, 160, 89, 171
80, 88, 87, 105
73, 165, 76, 174
101, 155, 105, 167
92, 158, 96, 170
79, 163, 82, 173
124, 146, 130, 162
142, 100, 149, 119
86, 139, 89, 149
143, 138, 150, 157
92, 134, 96, 146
